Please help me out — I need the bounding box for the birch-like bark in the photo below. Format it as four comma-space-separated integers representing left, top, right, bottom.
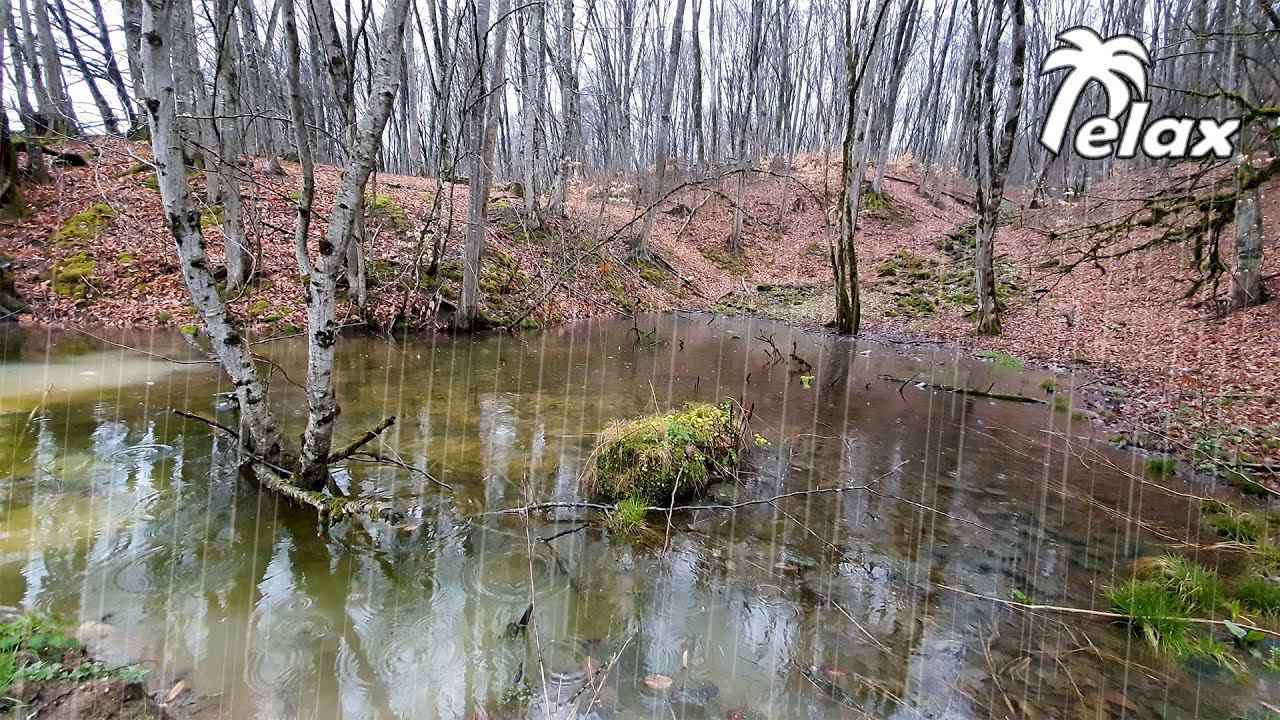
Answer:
51, 0, 118, 133
31, 0, 76, 134
297, 0, 413, 488
139, 0, 284, 462
282, 0, 315, 278
87, 0, 136, 130
1230, 158, 1266, 309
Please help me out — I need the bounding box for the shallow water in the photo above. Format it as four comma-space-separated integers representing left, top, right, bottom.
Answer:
0, 314, 1270, 719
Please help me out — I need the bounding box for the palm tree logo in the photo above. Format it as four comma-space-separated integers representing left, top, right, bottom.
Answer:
1039, 26, 1152, 154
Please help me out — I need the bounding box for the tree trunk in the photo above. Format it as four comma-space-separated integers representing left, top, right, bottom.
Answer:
633, 0, 688, 261
139, 0, 285, 463
51, 0, 118, 133
213, 0, 252, 291
969, 0, 1025, 336
1229, 178, 1266, 310
87, 0, 137, 130
282, 0, 314, 278
297, 0, 413, 489
833, 0, 890, 336
459, 0, 509, 330
548, 0, 578, 217
31, 0, 75, 134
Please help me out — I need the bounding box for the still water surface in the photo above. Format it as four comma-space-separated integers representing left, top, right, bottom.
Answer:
0, 314, 1269, 719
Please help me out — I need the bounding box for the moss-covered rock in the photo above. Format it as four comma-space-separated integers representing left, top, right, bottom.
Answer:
585, 402, 743, 505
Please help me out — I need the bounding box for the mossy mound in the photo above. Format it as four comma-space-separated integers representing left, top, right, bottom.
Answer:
51, 203, 115, 248
586, 402, 743, 505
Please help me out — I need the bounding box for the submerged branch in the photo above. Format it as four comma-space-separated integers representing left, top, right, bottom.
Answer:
172, 408, 408, 524
330, 415, 397, 462
879, 375, 1046, 404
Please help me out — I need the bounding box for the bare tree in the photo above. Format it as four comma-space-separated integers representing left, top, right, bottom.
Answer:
833, 0, 890, 336
967, 0, 1026, 335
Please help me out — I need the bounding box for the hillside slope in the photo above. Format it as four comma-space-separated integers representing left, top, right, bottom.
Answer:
1, 138, 1277, 476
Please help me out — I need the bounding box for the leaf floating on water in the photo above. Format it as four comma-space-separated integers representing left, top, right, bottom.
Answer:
799, 374, 814, 389
726, 708, 745, 720
643, 674, 674, 691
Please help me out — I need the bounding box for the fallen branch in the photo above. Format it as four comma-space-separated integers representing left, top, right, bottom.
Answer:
879, 375, 1046, 404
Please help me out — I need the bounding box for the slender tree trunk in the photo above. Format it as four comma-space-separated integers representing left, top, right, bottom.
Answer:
834, 0, 890, 336
139, 0, 284, 463
1229, 162, 1266, 309
633, 0, 687, 260
297, 0, 413, 489
214, 0, 252, 291
51, 0, 118, 133
31, 0, 75, 134
282, 0, 315, 278
88, 0, 137, 130
549, 0, 578, 216
970, 0, 1025, 336
0, 0, 21, 213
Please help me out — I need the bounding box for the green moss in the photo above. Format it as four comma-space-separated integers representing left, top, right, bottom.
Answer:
199, 203, 224, 229
155, 312, 172, 324
141, 173, 159, 191
365, 191, 408, 229
247, 299, 270, 317
52, 203, 116, 247
52, 251, 97, 297
1144, 456, 1177, 477
179, 324, 198, 336
698, 244, 748, 276
116, 251, 136, 265
586, 402, 743, 505
639, 265, 666, 286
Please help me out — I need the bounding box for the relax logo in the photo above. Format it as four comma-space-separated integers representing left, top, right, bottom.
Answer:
1038, 27, 1241, 160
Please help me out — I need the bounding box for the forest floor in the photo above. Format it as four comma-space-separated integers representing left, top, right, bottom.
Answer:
1, 138, 1277, 491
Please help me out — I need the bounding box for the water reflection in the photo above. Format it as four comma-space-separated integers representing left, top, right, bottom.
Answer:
0, 315, 1270, 719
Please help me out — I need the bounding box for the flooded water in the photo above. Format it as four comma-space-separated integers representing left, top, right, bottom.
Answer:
0, 314, 1270, 719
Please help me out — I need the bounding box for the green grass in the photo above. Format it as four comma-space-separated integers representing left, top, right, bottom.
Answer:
974, 350, 1024, 369
605, 497, 649, 535
1144, 456, 1177, 477
1106, 579, 1192, 652
1135, 554, 1223, 611
1205, 508, 1276, 543
1238, 578, 1280, 615
1039, 378, 1056, 392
